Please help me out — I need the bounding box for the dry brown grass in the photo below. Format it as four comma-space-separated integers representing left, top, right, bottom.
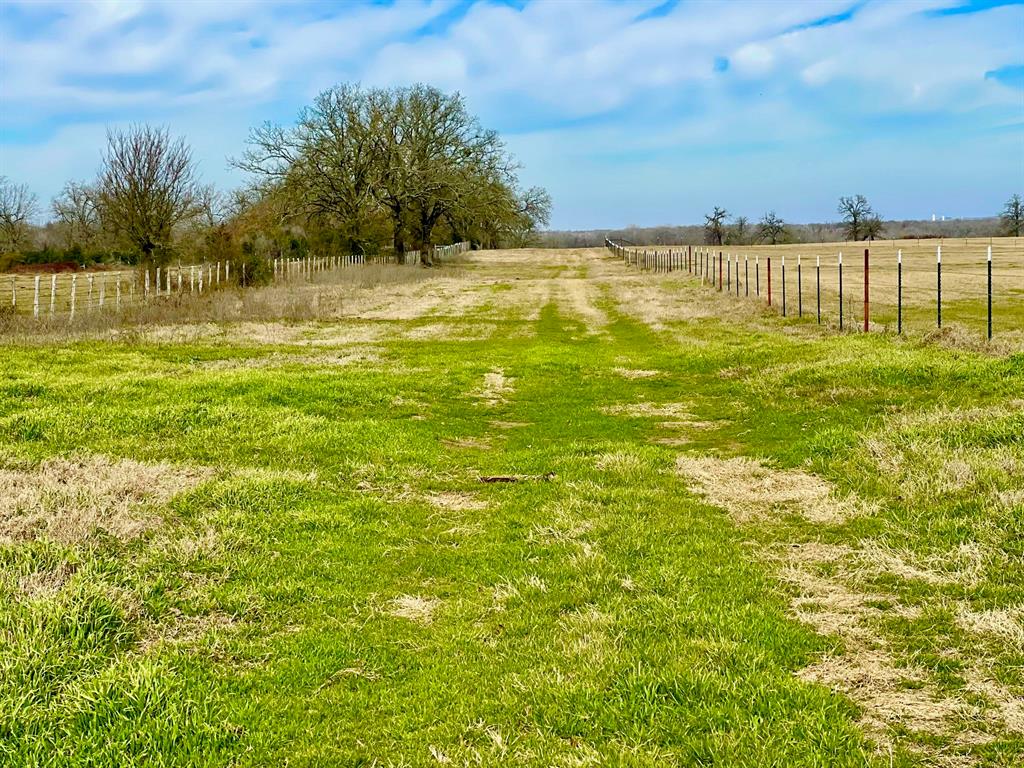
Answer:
673, 452, 1022, 757
389, 594, 440, 625
612, 367, 661, 379
602, 402, 695, 419
425, 491, 487, 512
675, 454, 872, 524
0, 263, 456, 341
0, 454, 212, 543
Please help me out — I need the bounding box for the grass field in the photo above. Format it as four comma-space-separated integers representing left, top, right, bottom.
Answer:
1, 248, 1022, 766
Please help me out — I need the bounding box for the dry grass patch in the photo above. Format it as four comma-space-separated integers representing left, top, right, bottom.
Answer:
955, 606, 1024, 649
425, 491, 487, 512
199, 349, 382, 370
863, 403, 1024, 505
0, 455, 212, 544
594, 451, 646, 475
389, 595, 441, 625
675, 454, 871, 524
611, 367, 661, 379
603, 401, 694, 420
442, 437, 493, 450
474, 368, 514, 406
797, 651, 967, 736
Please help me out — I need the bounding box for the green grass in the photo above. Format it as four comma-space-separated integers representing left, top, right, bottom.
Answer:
1, 252, 1021, 766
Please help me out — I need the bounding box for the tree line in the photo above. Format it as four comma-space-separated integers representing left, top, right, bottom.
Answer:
0, 83, 551, 274
698, 194, 1023, 247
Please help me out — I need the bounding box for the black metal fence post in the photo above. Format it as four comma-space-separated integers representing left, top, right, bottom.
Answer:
987, 244, 993, 340
897, 249, 903, 335
838, 252, 844, 330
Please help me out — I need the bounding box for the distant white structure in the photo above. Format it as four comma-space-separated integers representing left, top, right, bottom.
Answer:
932, 214, 936, 221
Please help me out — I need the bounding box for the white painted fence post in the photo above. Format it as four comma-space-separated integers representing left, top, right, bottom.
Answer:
33, 275, 40, 318
226, 261, 230, 283
115, 273, 121, 308
10, 276, 14, 309
99, 276, 105, 308
49, 274, 56, 315
88, 275, 94, 310
190, 266, 195, 292
145, 269, 150, 298
198, 265, 204, 294
70, 275, 77, 319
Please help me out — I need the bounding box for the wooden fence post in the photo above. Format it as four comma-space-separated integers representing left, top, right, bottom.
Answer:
816, 255, 821, 325
781, 256, 786, 316
70, 275, 77, 319
797, 255, 802, 317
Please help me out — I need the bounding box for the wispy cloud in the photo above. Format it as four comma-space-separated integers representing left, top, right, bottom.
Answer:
1, 0, 1021, 228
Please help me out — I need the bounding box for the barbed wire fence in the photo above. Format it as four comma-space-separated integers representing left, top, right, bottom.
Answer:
605, 239, 1024, 341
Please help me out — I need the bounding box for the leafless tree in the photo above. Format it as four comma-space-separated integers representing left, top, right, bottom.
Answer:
838, 195, 875, 241
0, 176, 39, 253
95, 125, 204, 262
727, 215, 749, 245
1001, 194, 1022, 236
862, 215, 884, 241
704, 206, 728, 245
51, 181, 101, 248
233, 84, 379, 253
758, 211, 786, 244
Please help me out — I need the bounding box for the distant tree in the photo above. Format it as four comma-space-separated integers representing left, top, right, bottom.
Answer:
837, 195, 875, 241
51, 181, 101, 248
95, 125, 204, 262
758, 211, 786, 244
704, 206, 728, 245
0, 176, 39, 253
1001, 194, 1023, 236
727, 215, 749, 245
862, 215, 884, 241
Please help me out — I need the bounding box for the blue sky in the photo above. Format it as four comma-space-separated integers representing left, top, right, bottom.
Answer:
1, 0, 1022, 230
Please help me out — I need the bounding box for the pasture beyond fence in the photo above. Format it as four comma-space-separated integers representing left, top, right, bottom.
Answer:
605, 238, 1023, 341
4, 242, 469, 320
